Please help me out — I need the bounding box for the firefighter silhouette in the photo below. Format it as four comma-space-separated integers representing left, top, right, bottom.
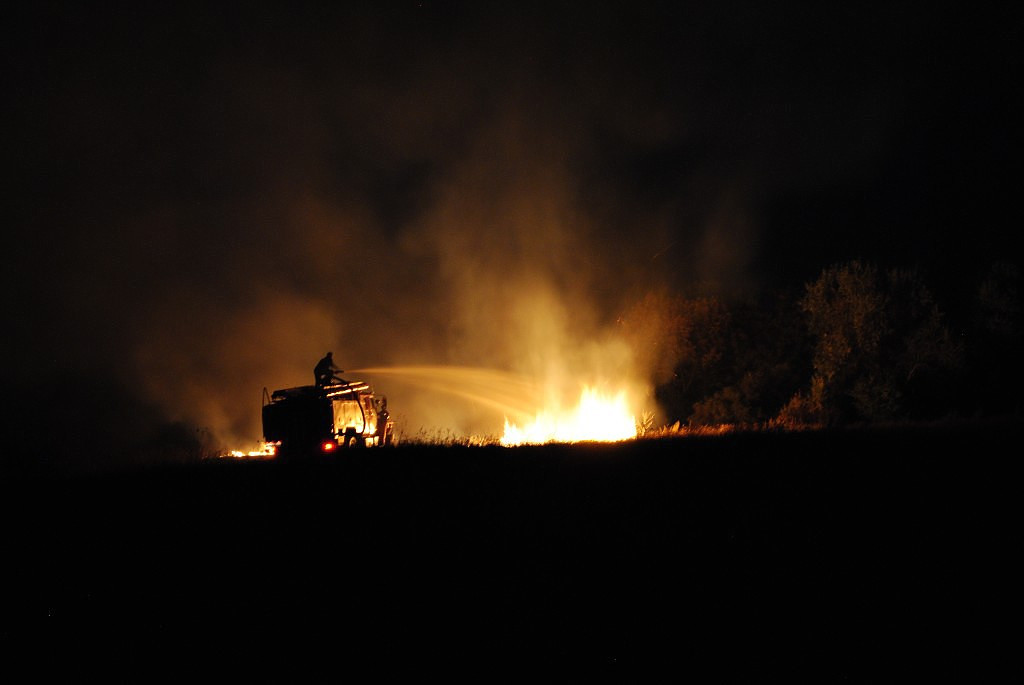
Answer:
314, 352, 342, 386
375, 396, 390, 444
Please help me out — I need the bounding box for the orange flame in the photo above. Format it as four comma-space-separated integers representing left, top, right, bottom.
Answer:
223, 442, 278, 459
501, 386, 638, 445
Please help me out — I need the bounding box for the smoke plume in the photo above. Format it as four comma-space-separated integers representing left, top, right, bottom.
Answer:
10, 3, 985, 458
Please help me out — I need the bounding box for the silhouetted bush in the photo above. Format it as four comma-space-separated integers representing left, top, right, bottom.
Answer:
641, 258, 1016, 429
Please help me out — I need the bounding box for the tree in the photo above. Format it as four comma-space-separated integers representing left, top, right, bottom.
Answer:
689, 292, 810, 426
886, 268, 963, 418
794, 261, 961, 424
799, 261, 890, 423
629, 295, 730, 425
970, 261, 1022, 414
623, 288, 811, 427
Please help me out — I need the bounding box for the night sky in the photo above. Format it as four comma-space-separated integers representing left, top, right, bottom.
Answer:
5, 2, 1022, 458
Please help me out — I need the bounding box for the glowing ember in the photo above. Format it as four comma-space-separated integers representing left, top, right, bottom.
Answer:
501, 387, 638, 445
223, 442, 278, 459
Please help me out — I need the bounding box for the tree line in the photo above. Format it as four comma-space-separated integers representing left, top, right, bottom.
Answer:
621, 261, 1022, 428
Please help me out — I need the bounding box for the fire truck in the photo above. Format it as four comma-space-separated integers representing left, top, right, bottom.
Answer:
261, 378, 394, 459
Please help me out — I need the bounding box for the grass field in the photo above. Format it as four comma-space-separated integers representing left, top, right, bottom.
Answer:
3, 420, 1017, 679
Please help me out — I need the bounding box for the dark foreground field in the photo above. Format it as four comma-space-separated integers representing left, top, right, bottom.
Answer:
2, 421, 1019, 679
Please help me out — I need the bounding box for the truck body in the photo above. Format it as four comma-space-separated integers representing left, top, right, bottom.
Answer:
262, 379, 394, 459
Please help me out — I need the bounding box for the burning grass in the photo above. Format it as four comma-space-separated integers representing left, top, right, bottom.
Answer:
500, 386, 638, 445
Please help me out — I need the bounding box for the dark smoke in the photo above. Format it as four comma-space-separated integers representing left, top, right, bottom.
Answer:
6, 3, 1019, 460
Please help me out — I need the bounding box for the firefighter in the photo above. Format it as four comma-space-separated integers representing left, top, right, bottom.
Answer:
314, 352, 342, 386
375, 396, 390, 445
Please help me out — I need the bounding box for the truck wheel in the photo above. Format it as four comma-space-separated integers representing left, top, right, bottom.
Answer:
344, 434, 363, 448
